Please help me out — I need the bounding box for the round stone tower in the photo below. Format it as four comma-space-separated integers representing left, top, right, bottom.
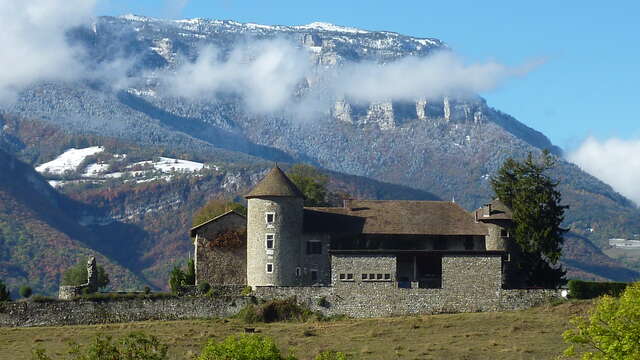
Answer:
245, 166, 304, 288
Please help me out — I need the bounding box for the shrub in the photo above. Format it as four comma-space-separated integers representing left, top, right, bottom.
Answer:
0, 280, 10, 302
32, 331, 168, 360
169, 259, 195, 294
563, 282, 640, 359
260, 298, 315, 323
317, 296, 329, 308
198, 334, 295, 360
235, 304, 264, 324
144, 286, 151, 294
241, 286, 253, 296
568, 280, 628, 299
315, 351, 348, 360
235, 298, 317, 323
198, 282, 211, 294
19, 285, 32, 298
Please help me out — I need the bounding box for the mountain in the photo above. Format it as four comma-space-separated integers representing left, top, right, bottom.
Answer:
0, 114, 444, 293
1, 16, 639, 292
0, 146, 147, 296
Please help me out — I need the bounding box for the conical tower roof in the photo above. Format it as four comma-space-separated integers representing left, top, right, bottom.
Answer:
245, 166, 304, 199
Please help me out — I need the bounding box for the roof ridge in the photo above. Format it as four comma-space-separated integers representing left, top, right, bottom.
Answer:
189, 209, 246, 237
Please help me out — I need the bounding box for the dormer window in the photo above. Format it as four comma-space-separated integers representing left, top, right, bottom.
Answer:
265, 212, 275, 227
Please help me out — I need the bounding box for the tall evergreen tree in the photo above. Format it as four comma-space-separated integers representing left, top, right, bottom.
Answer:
491, 150, 568, 288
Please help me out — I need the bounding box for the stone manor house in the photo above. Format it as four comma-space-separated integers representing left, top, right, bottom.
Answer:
190, 166, 526, 293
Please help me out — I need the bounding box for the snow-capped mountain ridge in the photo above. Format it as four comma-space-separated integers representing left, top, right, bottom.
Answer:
112, 14, 444, 53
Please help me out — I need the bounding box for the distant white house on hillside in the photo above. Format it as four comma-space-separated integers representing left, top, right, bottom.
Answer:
609, 238, 640, 249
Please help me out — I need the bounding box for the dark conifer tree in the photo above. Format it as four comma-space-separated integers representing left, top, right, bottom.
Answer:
491, 150, 568, 287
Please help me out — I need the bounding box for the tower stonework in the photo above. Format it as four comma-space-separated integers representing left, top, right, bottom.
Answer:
476, 199, 523, 288
245, 167, 305, 288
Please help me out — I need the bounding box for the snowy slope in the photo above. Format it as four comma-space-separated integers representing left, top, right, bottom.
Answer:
35, 146, 104, 175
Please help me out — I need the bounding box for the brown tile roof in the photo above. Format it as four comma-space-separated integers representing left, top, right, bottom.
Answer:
245, 166, 304, 199
304, 200, 488, 236
474, 198, 513, 221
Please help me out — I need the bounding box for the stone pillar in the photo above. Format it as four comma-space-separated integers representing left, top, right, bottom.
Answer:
86, 256, 98, 293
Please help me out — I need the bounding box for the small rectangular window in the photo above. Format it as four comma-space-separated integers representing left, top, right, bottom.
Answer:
376, 274, 383, 280
339, 273, 346, 280
362, 274, 367, 280
310, 270, 318, 282
307, 241, 322, 255
384, 274, 391, 280
369, 273, 375, 280
500, 229, 509, 237
347, 273, 354, 280
266, 263, 273, 273
265, 212, 275, 226
265, 234, 275, 249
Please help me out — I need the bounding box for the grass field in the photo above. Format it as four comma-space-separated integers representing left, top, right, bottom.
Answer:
0, 301, 592, 360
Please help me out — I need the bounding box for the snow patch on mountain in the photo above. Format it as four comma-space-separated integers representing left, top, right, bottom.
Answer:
136, 157, 205, 173
83, 162, 110, 177
293, 22, 369, 34
119, 14, 157, 23
35, 146, 104, 175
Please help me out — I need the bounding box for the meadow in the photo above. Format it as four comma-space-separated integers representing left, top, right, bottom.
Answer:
0, 300, 591, 360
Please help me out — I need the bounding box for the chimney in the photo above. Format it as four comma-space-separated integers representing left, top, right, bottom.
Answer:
483, 203, 491, 217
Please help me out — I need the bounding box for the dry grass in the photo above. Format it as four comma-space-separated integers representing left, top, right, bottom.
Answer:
0, 300, 592, 360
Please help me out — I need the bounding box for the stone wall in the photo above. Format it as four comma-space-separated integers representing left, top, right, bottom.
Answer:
1, 287, 562, 327
331, 254, 396, 287
0, 296, 250, 327
442, 255, 502, 291
499, 289, 562, 310
193, 212, 246, 285
253, 285, 562, 318
300, 233, 332, 285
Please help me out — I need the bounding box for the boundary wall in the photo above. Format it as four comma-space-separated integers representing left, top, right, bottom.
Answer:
1, 287, 560, 327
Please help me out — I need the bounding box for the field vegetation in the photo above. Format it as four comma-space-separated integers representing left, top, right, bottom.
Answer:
0, 301, 592, 360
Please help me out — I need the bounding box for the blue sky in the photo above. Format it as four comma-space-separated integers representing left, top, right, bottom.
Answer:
98, 1, 639, 151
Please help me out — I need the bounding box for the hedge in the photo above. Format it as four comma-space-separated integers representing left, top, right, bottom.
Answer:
568, 280, 629, 299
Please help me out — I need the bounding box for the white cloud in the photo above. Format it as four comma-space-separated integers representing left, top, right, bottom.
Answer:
164, 39, 311, 113
164, 41, 540, 114
331, 51, 542, 103
567, 137, 640, 205
0, 4, 539, 115
0, 0, 97, 104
